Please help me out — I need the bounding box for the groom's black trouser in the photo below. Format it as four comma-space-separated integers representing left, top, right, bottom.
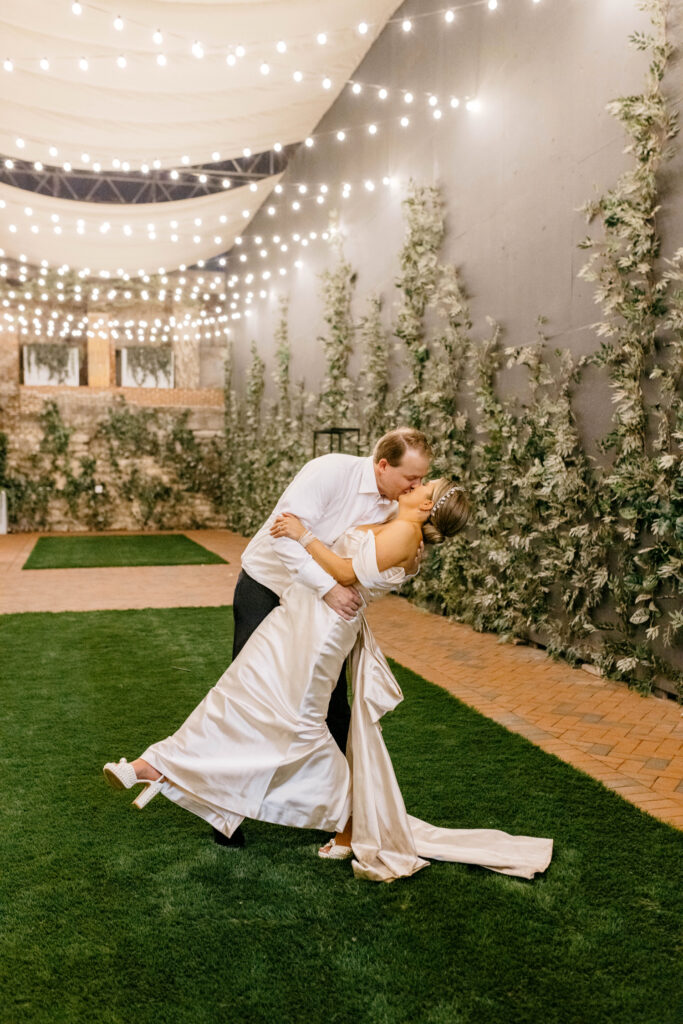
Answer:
232, 569, 351, 753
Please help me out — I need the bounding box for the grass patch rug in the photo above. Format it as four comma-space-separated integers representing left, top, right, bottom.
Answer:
22, 534, 227, 569
1, 606, 681, 1024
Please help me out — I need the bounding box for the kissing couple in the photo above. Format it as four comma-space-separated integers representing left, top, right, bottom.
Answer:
104, 427, 553, 882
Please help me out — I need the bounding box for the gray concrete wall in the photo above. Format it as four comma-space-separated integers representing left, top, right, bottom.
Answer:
227, 0, 683, 445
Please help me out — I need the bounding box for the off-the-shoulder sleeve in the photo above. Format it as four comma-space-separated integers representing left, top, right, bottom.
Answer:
351, 530, 406, 593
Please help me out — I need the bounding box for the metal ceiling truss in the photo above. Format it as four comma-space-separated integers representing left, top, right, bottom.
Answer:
0, 146, 293, 204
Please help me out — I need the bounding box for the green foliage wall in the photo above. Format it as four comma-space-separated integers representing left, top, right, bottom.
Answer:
222, 2, 682, 695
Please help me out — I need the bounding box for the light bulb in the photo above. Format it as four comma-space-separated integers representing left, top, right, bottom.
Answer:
226, 53, 236, 66
273, 142, 282, 152
404, 92, 413, 104
317, 32, 327, 45
157, 54, 167, 66
212, 151, 220, 161
49, 146, 58, 157
450, 96, 460, 108
81, 152, 89, 162
170, 169, 179, 180
222, 179, 231, 188
235, 45, 246, 58
293, 70, 303, 82
336, 130, 346, 141
488, 0, 498, 9
298, 184, 307, 194
3, 59, 13, 72
249, 183, 258, 192
274, 184, 283, 194
368, 124, 377, 135
364, 180, 375, 191
79, 57, 88, 71
71, 2, 82, 13
117, 55, 127, 69
358, 22, 368, 35
322, 77, 332, 89
292, 201, 300, 210
402, 19, 412, 32
378, 88, 388, 100
114, 15, 124, 30
352, 82, 362, 95
400, 116, 410, 127
181, 154, 190, 164
192, 41, 204, 59
16, 138, 24, 148
445, 9, 455, 22
40, 58, 49, 71
267, 206, 275, 215
153, 30, 163, 45
433, 109, 442, 120
429, 95, 438, 106
260, 62, 270, 75
243, 147, 252, 157
276, 40, 286, 53
466, 98, 481, 112
305, 137, 314, 147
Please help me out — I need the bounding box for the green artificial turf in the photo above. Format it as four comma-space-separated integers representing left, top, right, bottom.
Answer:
1, 606, 681, 1024
22, 534, 227, 569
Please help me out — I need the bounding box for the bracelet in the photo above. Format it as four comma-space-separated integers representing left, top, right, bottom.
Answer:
298, 530, 315, 549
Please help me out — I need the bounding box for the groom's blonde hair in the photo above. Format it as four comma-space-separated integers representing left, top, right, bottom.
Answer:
373, 428, 432, 466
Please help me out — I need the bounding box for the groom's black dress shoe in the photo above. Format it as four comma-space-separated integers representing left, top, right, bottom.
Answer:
212, 825, 245, 848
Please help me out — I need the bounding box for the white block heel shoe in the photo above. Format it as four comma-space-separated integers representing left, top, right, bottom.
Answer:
103, 758, 164, 810
318, 838, 353, 860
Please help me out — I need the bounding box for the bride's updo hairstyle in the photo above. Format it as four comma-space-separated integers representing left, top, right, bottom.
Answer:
422, 480, 470, 545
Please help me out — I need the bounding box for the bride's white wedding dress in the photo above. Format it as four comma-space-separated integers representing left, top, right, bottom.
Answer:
141, 528, 553, 882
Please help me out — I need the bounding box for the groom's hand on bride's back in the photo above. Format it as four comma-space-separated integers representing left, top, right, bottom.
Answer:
323, 583, 363, 621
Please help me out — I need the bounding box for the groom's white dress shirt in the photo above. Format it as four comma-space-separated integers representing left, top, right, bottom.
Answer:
241, 453, 397, 598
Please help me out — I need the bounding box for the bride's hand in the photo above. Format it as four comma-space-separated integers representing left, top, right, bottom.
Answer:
270, 512, 307, 541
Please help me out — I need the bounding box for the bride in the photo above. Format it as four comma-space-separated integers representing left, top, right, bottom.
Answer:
104, 479, 553, 882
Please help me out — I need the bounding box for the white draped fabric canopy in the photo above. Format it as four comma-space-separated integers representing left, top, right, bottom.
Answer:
0, 0, 401, 272
0, 0, 399, 168
0, 174, 281, 274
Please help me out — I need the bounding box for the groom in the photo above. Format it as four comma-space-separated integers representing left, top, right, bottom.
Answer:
213, 426, 432, 847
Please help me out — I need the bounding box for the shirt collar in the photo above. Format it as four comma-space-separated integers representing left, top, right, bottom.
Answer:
359, 456, 393, 503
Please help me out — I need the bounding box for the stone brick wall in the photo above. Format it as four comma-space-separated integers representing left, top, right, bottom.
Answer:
0, 328, 229, 532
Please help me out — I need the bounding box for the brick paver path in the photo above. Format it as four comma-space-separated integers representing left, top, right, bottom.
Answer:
2, 530, 682, 830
